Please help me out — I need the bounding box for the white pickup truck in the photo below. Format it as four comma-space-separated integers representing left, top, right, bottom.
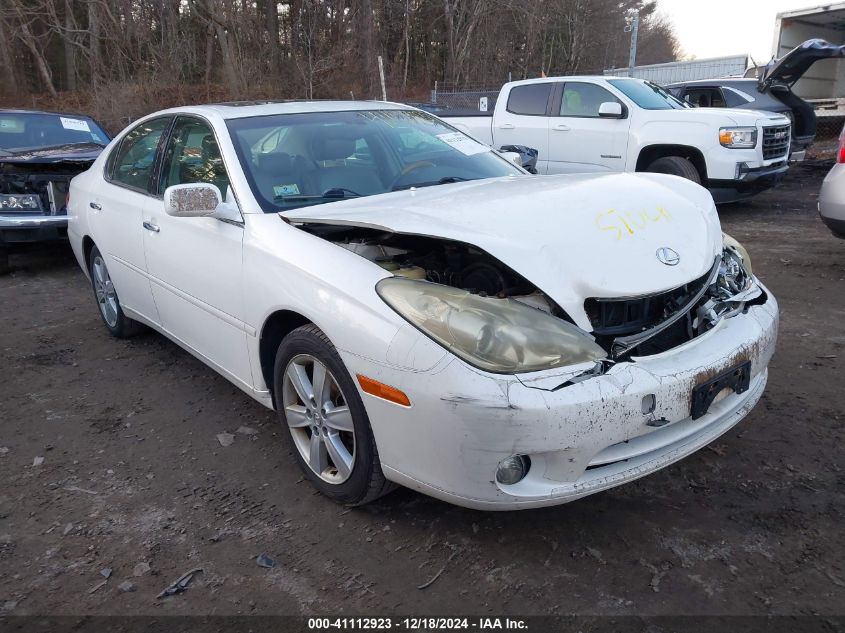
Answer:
440, 76, 792, 203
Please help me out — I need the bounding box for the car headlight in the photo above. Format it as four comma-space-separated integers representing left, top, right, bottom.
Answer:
0, 193, 42, 211
719, 127, 757, 149
376, 277, 606, 374
721, 233, 753, 293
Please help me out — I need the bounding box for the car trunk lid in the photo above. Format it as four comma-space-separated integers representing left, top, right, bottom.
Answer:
760, 38, 845, 89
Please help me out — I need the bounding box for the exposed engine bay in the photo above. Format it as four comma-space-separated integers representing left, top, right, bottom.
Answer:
0, 162, 77, 214
299, 223, 563, 315
297, 223, 765, 362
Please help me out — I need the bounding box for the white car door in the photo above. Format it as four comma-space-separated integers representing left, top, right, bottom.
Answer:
89, 117, 171, 325
546, 81, 632, 174
141, 115, 253, 389
494, 83, 554, 174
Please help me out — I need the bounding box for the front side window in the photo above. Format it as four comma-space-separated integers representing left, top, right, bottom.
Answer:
506, 84, 553, 116
226, 109, 521, 212
159, 117, 231, 196
560, 82, 622, 117
109, 117, 170, 191
607, 79, 689, 110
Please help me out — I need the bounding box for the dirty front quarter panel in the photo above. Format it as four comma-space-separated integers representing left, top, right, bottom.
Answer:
342, 283, 778, 510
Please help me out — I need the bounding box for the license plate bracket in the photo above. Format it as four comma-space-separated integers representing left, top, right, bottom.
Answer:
691, 361, 751, 420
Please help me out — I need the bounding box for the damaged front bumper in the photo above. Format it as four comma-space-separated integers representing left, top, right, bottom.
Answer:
345, 281, 778, 510
0, 212, 68, 242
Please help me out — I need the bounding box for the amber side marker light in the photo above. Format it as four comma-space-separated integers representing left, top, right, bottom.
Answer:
357, 375, 411, 407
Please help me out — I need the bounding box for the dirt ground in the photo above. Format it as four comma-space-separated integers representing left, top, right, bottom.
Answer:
0, 164, 843, 619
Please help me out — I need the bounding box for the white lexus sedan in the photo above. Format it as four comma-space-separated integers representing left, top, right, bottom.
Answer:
67, 102, 778, 510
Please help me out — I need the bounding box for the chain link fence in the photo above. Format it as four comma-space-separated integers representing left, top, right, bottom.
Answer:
430, 82, 502, 114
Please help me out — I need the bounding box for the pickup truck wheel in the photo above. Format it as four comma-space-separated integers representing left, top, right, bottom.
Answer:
88, 245, 144, 338
274, 324, 395, 506
645, 156, 701, 184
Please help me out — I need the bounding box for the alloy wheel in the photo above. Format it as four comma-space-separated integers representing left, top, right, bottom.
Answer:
92, 255, 118, 328
282, 354, 356, 484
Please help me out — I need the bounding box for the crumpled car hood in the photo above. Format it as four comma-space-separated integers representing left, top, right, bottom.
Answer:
0, 143, 102, 165
283, 173, 723, 330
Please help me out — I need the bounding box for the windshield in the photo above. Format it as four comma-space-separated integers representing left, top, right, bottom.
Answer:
607, 79, 690, 110
0, 113, 109, 152
226, 109, 521, 211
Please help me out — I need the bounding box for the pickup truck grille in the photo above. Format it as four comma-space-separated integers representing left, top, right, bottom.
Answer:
762, 124, 790, 160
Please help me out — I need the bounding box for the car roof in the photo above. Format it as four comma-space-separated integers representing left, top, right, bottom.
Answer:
666, 78, 756, 88
506, 75, 635, 86
156, 100, 416, 120
0, 108, 99, 119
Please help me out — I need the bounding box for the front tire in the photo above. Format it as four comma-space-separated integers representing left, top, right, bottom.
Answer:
273, 324, 394, 506
88, 245, 143, 338
645, 156, 701, 184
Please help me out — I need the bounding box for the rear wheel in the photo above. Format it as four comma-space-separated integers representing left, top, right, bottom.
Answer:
88, 245, 143, 338
274, 324, 394, 505
645, 156, 701, 184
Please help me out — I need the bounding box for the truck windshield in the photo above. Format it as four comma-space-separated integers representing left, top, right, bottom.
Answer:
0, 113, 109, 152
607, 79, 690, 110
226, 109, 521, 211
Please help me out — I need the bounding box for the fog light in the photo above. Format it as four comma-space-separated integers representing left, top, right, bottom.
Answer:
496, 455, 529, 485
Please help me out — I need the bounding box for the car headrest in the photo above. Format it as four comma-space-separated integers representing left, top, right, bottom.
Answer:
311, 137, 355, 161
202, 134, 220, 160
256, 151, 292, 173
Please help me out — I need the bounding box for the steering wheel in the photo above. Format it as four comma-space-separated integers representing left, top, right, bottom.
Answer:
392, 160, 436, 188
399, 161, 435, 177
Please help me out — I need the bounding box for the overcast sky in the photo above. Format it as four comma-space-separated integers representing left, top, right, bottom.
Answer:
657, 0, 829, 63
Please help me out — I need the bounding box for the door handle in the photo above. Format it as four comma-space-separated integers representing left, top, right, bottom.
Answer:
89, 202, 101, 210
498, 123, 515, 130
142, 221, 160, 233
552, 124, 571, 132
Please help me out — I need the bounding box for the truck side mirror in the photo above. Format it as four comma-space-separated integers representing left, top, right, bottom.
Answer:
598, 102, 624, 118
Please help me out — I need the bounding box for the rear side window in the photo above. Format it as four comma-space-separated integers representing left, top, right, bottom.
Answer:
560, 82, 621, 117
507, 84, 552, 116
108, 118, 171, 192
723, 86, 756, 107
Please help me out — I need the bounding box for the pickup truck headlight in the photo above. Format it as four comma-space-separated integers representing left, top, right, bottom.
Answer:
719, 127, 757, 149
377, 278, 606, 373
0, 193, 42, 211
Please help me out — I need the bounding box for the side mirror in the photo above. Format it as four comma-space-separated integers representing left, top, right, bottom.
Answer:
164, 183, 222, 218
598, 102, 624, 118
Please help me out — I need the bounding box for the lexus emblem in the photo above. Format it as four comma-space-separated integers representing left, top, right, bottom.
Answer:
656, 247, 680, 266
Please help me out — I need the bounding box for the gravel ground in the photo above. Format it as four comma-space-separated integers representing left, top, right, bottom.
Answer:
0, 164, 843, 618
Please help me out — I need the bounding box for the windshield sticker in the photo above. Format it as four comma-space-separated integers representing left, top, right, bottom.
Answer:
436, 132, 487, 156
60, 117, 91, 132
91, 133, 105, 144
273, 184, 301, 197
0, 118, 24, 132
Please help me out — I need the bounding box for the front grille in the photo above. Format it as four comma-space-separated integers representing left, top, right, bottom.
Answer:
762, 124, 790, 160
585, 270, 711, 339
